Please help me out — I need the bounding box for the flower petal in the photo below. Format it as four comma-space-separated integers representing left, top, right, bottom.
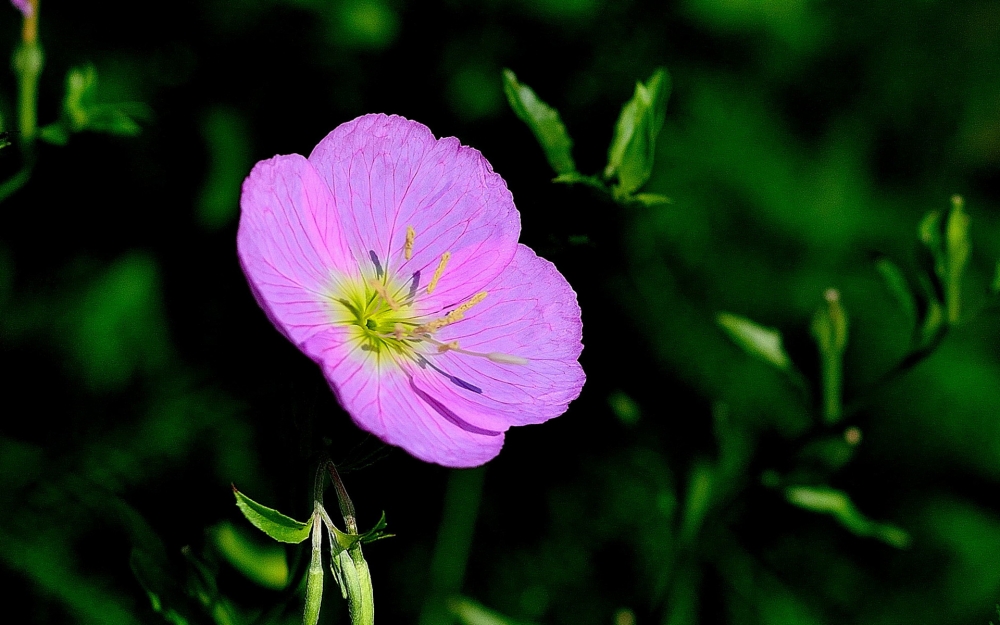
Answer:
10, 0, 32, 18
308, 114, 520, 309
407, 244, 585, 431
321, 350, 507, 467
238, 154, 356, 349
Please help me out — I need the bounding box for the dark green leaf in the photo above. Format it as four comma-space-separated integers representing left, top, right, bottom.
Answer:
38, 123, 70, 146
875, 258, 917, 326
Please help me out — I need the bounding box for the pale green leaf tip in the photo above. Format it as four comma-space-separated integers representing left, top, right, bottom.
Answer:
716, 311, 791, 371
232, 485, 312, 544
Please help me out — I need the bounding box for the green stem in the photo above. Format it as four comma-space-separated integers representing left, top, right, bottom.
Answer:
821, 349, 842, 425
419, 466, 486, 625
13, 41, 43, 149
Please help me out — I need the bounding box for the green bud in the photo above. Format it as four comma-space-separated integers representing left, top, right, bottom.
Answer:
811, 289, 848, 425
944, 194, 970, 324
303, 513, 325, 625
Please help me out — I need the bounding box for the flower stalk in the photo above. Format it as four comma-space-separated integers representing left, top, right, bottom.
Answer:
14, 0, 42, 147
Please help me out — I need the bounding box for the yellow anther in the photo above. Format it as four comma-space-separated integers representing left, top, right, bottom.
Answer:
394, 323, 407, 340
437, 341, 460, 353
368, 279, 400, 311
412, 292, 488, 336
427, 251, 451, 294
413, 318, 447, 335
444, 291, 487, 323
404, 226, 415, 261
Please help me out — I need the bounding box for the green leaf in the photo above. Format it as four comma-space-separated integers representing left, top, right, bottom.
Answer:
785, 485, 910, 548
552, 171, 605, 190
211, 522, 290, 589
992, 261, 1000, 294
448, 596, 536, 625
502, 69, 576, 175
678, 460, 714, 547
608, 389, 642, 427
232, 486, 312, 544
38, 122, 70, 146
716, 311, 791, 372
359, 510, 393, 544
944, 194, 970, 323
60, 64, 149, 138
875, 258, 917, 326
631, 192, 672, 207
604, 67, 671, 195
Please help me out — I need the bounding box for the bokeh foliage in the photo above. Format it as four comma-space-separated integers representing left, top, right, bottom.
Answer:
1, 0, 1000, 624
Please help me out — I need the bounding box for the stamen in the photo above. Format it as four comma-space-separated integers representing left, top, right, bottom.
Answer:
411, 291, 488, 336
404, 226, 416, 260
418, 333, 530, 366
427, 251, 451, 294
443, 291, 487, 324
412, 317, 448, 335
368, 279, 400, 311
437, 341, 460, 353
394, 323, 407, 340
487, 352, 529, 365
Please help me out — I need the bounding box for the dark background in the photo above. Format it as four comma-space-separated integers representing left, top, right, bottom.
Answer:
2, 1, 1000, 624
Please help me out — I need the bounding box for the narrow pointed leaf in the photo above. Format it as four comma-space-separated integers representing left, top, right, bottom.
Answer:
786, 485, 910, 548
632, 192, 672, 206
552, 171, 605, 190
678, 460, 714, 547
359, 511, 393, 544
875, 258, 917, 326
917, 210, 946, 300
502, 69, 576, 175
232, 486, 312, 544
717, 311, 791, 372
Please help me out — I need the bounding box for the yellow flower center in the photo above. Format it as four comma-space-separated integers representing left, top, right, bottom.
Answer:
328, 226, 527, 367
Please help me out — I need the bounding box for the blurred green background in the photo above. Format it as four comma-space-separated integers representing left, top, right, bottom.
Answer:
1, 0, 999, 624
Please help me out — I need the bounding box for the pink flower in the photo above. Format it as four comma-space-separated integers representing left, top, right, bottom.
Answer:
238, 114, 585, 467
10, 0, 32, 17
